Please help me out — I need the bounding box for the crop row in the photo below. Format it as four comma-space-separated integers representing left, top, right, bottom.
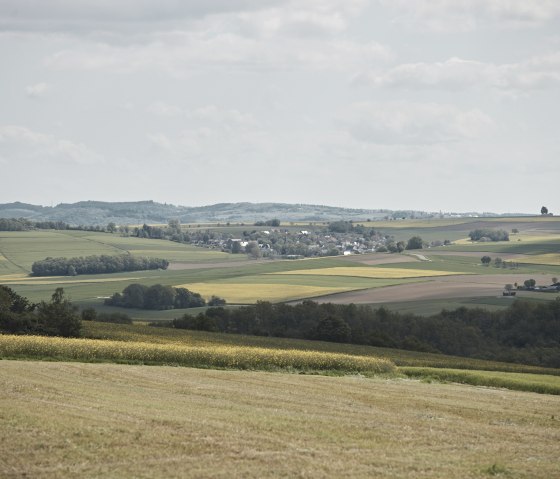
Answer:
0, 334, 396, 374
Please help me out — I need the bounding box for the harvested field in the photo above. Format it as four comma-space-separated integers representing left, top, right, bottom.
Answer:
316, 273, 556, 304
1, 361, 559, 479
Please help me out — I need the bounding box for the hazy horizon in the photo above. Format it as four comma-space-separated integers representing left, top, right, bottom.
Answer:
1, 1, 559, 213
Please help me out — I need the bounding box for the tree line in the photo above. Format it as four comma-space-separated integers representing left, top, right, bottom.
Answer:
469, 228, 509, 242
104, 283, 225, 310
159, 299, 560, 368
31, 254, 169, 276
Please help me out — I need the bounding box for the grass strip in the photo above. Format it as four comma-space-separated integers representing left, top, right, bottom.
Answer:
0, 334, 396, 375
401, 367, 560, 395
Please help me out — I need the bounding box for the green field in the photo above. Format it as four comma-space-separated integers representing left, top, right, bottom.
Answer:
1, 220, 559, 316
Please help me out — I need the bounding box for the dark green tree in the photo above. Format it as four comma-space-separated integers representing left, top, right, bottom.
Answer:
314, 316, 351, 343
406, 236, 423, 250
36, 288, 81, 337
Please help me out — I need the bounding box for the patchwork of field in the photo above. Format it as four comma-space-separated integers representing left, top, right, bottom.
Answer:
1, 221, 559, 312
1, 360, 559, 478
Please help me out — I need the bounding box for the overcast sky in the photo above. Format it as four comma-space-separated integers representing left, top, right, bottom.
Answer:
1, 1, 559, 213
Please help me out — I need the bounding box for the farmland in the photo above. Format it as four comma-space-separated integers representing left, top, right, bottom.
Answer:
1, 360, 559, 478
1, 217, 560, 316
1, 215, 560, 478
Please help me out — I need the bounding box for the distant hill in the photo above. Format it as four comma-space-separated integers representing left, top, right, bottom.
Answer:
0, 200, 521, 226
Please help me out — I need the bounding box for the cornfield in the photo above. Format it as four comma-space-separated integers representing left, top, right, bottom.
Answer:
0, 334, 396, 374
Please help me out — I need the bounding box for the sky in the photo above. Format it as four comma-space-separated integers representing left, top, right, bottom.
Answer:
1, 0, 559, 214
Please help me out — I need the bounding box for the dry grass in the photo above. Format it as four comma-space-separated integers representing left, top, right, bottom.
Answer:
272, 266, 467, 279
1, 361, 559, 478
175, 282, 354, 303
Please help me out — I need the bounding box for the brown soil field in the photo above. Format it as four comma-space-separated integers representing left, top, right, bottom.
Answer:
316, 273, 555, 304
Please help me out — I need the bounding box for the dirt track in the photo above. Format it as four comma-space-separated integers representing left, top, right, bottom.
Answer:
315, 273, 555, 304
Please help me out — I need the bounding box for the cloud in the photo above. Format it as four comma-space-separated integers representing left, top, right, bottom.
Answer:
44, 31, 391, 75
380, 0, 560, 32
147, 101, 183, 117
25, 82, 49, 97
338, 102, 494, 145
0, 0, 282, 32
0, 125, 103, 165
359, 53, 560, 92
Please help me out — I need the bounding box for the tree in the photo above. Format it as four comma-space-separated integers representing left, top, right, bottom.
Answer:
406, 236, 423, 250
245, 241, 262, 259
481, 255, 492, 266
314, 316, 351, 343
36, 288, 81, 337
396, 241, 406, 253
524, 279, 536, 289
504, 284, 513, 292
494, 257, 503, 268
107, 222, 117, 233
541, 206, 548, 215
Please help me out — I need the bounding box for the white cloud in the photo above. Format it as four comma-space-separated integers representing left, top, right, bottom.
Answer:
44, 32, 391, 75
380, 0, 560, 33
147, 101, 183, 117
360, 53, 560, 92
25, 82, 49, 97
0, 0, 282, 32
0, 125, 103, 165
339, 102, 494, 145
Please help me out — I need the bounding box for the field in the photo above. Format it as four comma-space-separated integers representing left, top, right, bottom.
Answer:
1, 216, 559, 316
2, 216, 560, 477
1, 360, 559, 478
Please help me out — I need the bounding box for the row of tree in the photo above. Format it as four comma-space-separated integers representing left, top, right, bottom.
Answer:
104, 283, 225, 310
31, 254, 169, 276
469, 229, 509, 242
160, 299, 560, 367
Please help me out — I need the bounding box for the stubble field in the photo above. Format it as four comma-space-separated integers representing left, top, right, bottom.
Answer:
1, 361, 559, 478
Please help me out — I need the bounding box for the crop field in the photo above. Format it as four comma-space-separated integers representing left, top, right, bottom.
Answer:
80, 322, 560, 376
0, 334, 395, 374
176, 282, 357, 303
272, 266, 468, 279
1, 220, 558, 313
516, 253, 560, 266
401, 367, 560, 395
1, 360, 559, 478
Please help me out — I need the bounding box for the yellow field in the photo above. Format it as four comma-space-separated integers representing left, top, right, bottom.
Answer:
0, 335, 395, 374
516, 254, 560, 266
175, 282, 354, 303
271, 267, 466, 279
